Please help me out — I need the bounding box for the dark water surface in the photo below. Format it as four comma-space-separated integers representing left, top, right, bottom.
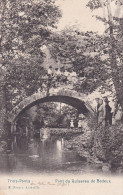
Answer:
0, 132, 100, 174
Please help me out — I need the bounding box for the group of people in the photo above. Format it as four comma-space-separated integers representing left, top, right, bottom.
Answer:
70, 117, 89, 130
47, 66, 77, 85
96, 97, 122, 126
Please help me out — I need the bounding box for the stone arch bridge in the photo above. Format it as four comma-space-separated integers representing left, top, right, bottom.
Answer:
7, 86, 94, 132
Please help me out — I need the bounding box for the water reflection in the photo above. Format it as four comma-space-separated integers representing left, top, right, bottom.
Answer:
0, 130, 87, 174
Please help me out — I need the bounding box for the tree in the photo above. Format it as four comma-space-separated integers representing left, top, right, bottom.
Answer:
49, 29, 110, 93
84, 0, 123, 166
49, 0, 123, 110
0, 0, 61, 134
86, 0, 123, 110
1, 0, 61, 100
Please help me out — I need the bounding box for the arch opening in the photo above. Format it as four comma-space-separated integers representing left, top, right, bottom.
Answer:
12, 95, 90, 123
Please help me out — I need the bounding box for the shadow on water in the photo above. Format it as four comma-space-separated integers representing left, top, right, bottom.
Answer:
0, 129, 102, 174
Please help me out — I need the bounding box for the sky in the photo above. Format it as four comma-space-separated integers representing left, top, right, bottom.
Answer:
55, 0, 123, 35
55, 0, 105, 34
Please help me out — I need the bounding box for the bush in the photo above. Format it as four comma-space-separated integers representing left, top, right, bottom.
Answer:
90, 118, 123, 170
64, 113, 123, 172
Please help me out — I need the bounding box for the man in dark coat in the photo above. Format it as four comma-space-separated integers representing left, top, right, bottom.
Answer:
104, 97, 112, 126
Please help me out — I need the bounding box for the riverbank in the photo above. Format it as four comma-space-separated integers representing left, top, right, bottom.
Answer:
63, 121, 123, 175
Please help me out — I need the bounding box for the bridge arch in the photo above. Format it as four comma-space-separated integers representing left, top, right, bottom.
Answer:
7, 87, 94, 132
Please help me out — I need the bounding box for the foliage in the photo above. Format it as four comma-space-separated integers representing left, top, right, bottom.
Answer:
0, 0, 61, 110
16, 110, 34, 134
16, 102, 78, 133
86, 0, 123, 10
64, 113, 123, 172
49, 29, 111, 93
34, 102, 77, 128
48, 0, 123, 106
86, 0, 123, 109
91, 122, 123, 171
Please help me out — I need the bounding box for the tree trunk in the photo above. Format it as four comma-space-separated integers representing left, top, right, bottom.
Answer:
0, 69, 7, 136
0, 1, 8, 136
107, 0, 123, 110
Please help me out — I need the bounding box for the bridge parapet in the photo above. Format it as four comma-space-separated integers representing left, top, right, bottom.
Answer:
49, 86, 86, 99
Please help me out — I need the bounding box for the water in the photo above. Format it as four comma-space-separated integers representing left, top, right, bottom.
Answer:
0, 131, 100, 174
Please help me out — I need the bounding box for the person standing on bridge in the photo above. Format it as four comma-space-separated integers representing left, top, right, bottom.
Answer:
112, 99, 122, 125
60, 67, 67, 83
54, 68, 61, 83
70, 69, 77, 84
48, 66, 53, 76
97, 99, 106, 126
95, 98, 100, 123
104, 97, 112, 126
